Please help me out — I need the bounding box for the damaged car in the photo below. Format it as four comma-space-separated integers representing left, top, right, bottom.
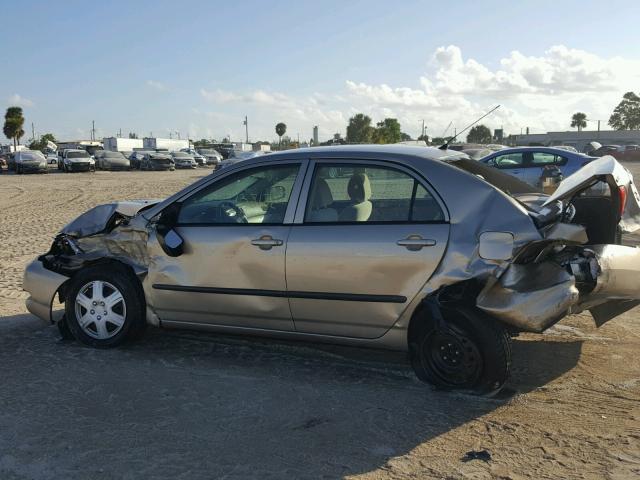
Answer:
23, 146, 640, 394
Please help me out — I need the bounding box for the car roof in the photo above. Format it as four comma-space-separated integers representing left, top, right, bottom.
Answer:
236, 144, 468, 163
482, 146, 589, 156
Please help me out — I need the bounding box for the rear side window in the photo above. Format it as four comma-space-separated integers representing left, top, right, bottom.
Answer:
531, 152, 568, 166
305, 164, 444, 223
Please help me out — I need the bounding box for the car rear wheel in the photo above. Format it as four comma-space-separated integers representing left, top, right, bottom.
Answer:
410, 305, 511, 395
64, 265, 146, 348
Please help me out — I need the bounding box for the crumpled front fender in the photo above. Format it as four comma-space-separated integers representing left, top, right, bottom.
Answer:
23, 259, 68, 323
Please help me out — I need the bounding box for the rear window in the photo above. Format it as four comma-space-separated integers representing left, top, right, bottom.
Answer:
445, 158, 538, 195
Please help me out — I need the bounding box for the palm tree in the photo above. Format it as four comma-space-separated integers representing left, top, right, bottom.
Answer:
571, 112, 587, 132
3, 107, 25, 150
275, 122, 287, 148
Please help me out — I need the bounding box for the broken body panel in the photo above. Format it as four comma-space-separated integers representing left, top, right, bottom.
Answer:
23, 149, 640, 351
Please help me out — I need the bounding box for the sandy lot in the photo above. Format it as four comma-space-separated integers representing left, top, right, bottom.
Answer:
1, 166, 639, 479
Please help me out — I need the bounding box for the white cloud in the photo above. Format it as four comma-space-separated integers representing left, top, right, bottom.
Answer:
194, 45, 640, 140
8, 94, 34, 107
146, 80, 167, 91
344, 45, 640, 134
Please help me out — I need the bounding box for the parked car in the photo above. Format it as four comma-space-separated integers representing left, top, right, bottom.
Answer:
140, 152, 175, 171
45, 151, 58, 164
171, 151, 197, 169
128, 150, 152, 170
605, 145, 640, 162
620, 145, 640, 161
14, 150, 48, 174
23, 146, 640, 394
590, 145, 621, 157
61, 149, 95, 172
180, 149, 207, 166
478, 147, 597, 189
196, 148, 223, 168
95, 151, 130, 171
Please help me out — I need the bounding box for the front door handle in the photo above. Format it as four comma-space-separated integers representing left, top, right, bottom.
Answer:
397, 235, 436, 251
251, 235, 283, 250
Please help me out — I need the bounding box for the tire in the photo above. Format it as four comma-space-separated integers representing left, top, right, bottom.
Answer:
410, 305, 511, 395
57, 315, 75, 340
64, 264, 146, 348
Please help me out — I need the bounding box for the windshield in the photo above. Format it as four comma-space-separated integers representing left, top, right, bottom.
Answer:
104, 152, 124, 158
67, 151, 89, 159
21, 152, 44, 161
173, 152, 190, 158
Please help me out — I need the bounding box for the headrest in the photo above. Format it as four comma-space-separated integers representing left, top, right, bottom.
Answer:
311, 178, 334, 209
347, 173, 372, 203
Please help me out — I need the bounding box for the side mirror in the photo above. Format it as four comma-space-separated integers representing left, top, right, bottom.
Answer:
155, 203, 184, 257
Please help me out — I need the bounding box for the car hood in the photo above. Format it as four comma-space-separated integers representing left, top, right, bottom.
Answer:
60, 200, 162, 237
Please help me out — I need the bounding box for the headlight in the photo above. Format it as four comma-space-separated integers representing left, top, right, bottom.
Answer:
40, 162, 46, 167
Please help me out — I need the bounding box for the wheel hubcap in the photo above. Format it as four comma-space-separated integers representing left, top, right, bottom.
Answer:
74, 280, 126, 340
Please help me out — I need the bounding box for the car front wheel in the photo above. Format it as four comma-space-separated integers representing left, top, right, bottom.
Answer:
410, 305, 511, 395
64, 265, 146, 348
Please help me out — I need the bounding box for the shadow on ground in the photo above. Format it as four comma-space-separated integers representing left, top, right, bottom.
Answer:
0, 313, 583, 479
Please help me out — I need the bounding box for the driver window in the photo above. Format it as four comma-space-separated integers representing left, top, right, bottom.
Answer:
177, 164, 300, 225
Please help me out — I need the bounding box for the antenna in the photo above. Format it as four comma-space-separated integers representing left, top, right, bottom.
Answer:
439, 105, 501, 150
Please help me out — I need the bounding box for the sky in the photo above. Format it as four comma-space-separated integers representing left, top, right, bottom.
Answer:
2, 0, 640, 143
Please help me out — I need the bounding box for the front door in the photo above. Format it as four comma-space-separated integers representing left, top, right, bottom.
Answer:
146, 162, 304, 331
285, 161, 449, 339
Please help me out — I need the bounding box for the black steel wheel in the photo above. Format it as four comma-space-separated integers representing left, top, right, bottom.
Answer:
410, 305, 511, 395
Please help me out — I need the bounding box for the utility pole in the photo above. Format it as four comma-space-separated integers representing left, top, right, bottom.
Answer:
421, 120, 425, 138
31, 122, 35, 142
243, 116, 248, 143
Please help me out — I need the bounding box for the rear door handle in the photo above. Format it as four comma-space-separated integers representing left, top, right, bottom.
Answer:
251, 235, 283, 250
397, 235, 437, 251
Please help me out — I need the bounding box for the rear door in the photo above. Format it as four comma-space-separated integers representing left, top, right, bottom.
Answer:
285, 160, 449, 339
525, 151, 568, 186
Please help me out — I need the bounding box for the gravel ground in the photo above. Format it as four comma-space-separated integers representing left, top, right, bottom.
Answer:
0, 166, 639, 479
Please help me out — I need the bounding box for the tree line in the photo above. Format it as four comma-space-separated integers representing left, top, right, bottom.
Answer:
569, 91, 640, 132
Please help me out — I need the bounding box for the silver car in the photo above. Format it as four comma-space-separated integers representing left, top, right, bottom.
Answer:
95, 151, 130, 171
14, 150, 48, 174
22, 146, 640, 394
171, 151, 197, 169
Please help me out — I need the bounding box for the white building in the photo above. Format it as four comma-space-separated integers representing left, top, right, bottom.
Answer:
103, 137, 143, 152
143, 137, 189, 152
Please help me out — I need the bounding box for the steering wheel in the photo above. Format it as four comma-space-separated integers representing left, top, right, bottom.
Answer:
219, 201, 247, 223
